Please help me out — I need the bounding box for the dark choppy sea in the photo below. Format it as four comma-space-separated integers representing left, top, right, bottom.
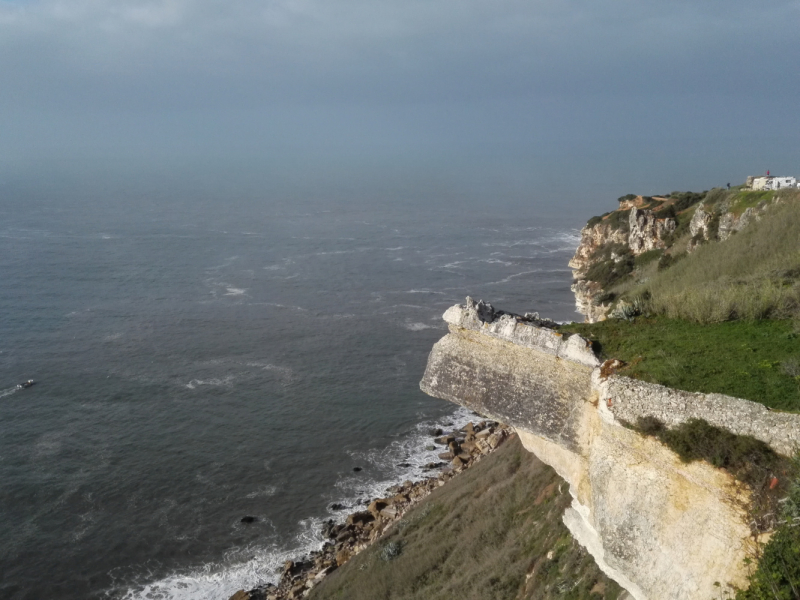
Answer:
0, 171, 582, 600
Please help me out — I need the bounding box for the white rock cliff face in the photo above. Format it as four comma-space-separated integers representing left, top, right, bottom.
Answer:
420, 300, 800, 600
569, 205, 675, 322
627, 207, 675, 254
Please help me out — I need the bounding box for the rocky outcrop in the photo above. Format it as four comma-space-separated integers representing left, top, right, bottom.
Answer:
718, 205, 767, 241
627, 207, 675, 254
688, 200, 769, 251
569, 203, 675, 322
688, 202, 712, 240
420, 299, 800, 600
570, 279, 611, 324
228, 417, 514, 600
569, 221, 628, 272
568, 221, 628, 323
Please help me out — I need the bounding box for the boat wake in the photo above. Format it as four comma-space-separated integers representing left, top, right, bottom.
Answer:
0, 386, 21, 399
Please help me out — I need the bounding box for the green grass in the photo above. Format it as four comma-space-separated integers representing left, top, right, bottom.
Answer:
634, 249, 662, 268
727, 190, 775, 217
560, 317, 800, 412
309, 436, 623, 600
628, 192, 800, 323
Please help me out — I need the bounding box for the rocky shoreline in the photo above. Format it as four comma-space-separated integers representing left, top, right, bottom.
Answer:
227, 419, 513, 600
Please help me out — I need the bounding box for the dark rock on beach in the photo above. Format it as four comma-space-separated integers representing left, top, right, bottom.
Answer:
226, 422, 512, 600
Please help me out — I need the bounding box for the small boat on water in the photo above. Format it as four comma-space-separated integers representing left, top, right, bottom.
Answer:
16, 380, 35, 389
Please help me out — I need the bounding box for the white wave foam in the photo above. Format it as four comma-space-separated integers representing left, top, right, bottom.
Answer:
118, 521, 326, 600
251, 303, 309, 312
383, 304, 425, 310
244, 362, 293, 379
404, 289, 445, 295
224, 288, 247, 296
404, 322, 433, 331
314, 250, 356, 256
119, 406, 478, 600
334, 405, 478, 509
0, 386, 20, 399
245, 485, 278, 499
185, 376, 235, 390
483, 269, 542, 286
32, 431, 65, 458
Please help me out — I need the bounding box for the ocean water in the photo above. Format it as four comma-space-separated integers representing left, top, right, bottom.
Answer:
0, 173, 582, 600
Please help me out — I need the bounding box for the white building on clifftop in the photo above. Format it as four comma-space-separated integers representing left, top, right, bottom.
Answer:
747, 175, 797, 190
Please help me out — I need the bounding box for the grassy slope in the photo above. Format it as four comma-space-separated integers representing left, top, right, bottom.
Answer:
638, 192, 800, 323
569, 190, 800, 411
309, 436, 623, 600
560, 317, 800, 412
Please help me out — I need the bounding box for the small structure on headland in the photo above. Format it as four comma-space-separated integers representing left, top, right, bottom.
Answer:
745, 173, 797, 190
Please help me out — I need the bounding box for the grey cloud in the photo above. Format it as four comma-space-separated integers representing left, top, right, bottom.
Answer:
1, 0, 799, 188
2, 0, 799, 109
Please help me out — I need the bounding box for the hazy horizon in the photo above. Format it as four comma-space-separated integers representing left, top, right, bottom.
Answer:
2, 0, 799, 204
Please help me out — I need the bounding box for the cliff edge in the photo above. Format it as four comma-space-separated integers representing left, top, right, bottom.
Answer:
420, 298, 800, 600
569, 187, 789, 323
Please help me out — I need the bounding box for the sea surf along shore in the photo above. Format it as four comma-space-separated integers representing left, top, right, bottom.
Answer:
228, 420, 516, 600
0, 183, 583, 600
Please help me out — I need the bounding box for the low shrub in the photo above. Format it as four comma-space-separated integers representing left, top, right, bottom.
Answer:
669, 190, 708, 212
379, 540, 404, 562
586, 215, 604, 228
635, 249, 663, 268
635, 418, 780, 490
657, 252, 684, 272
605, 209, 631, 233
585, 256, 634, 289
654, 204, 676, 220
736, 454, 800, 600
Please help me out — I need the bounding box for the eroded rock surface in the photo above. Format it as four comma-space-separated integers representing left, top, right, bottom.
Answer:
421, 300, 800, 600
627, 207, 675, 254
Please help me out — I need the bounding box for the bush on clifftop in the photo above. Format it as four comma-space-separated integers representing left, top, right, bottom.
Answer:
736, 454, 800, 600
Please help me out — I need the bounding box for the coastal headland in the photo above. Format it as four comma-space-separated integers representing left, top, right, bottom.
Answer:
231, 182, 800, 600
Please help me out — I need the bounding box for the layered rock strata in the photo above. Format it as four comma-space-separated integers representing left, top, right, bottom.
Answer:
420, 298, 800, 600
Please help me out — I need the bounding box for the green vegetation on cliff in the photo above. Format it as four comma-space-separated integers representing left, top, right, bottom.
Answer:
571, 186, 800, 597
636, 193, 800, 323
568, 187, 800, 410
309, 436, 623, 600
737, 455, 800, 600
560, 317, 800, 412
582, 188, 800, 324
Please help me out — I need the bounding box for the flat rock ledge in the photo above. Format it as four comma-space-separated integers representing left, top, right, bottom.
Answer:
227, 420, 514, 600
444, 297, 599, 368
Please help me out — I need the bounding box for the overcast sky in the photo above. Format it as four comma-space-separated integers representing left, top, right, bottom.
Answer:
1, 0, 799, 199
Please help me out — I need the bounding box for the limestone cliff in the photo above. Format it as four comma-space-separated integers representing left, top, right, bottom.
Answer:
569, 188, 782, 322
420, 298, 800, 600
569, 198, 676, 322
